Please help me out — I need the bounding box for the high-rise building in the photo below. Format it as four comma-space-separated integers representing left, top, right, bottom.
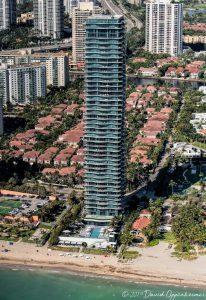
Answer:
0, 63, 46, 105
33, 0, 64, 39
0, 99, 3, 135
72, 2, 101, 65
127, 0, 142, 5
84, 15, 126, 224
64, 0, 78, 16
0, 72, 3, 135
0, 50, 69, 87
0, 0, 16, 31
145, 0, 183, 57
30, 52, 69, 87
64, 0, 97, 16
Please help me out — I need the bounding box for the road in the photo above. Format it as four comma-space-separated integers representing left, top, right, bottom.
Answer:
125, 142, 170, 203
1, 40, 72, 54
115, 0, 143, 30
125, 92, 186, 202
101, 0, 142, 31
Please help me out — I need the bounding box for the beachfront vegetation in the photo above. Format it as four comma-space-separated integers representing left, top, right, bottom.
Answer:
51, 245, 80, 253
122, 250, 140, 260
143, 199, 163, 243
160, 232, 176, 244
147, 239, 159, 247
172, 202, 206, 252
0, 223, 36, 242
39, 199, 66, 223
48, 201, 82, 246
82, 248, 115, 255
120, 210, 140, 248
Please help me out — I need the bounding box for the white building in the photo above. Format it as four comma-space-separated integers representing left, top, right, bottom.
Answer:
0, 63, 46, 105
0, 50, 69, 87
145, 0, 183, 57
199, 86, 206, 95
30, 52, 69, 87
171, 143, 202, 159
64, 0, 78, 16
0, 95, 3, 135
72, 2, 101, 65
33, 0, 64, 39
0, 0, 16, 31
127, 0, 143, 5
190, 113, 206, 135
201, 96, 206, 103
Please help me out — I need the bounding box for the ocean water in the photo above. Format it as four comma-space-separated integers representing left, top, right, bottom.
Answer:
0, 267, 205, 300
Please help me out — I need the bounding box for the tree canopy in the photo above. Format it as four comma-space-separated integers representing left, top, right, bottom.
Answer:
172, 202, 206, 252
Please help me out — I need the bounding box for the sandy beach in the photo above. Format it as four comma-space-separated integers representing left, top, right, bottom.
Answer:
1, 240, 206, 289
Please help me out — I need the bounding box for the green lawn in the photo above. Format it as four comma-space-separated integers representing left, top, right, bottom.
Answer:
83, 248, 112, 255
51, 246, 80, 252
185, 3, 206, 9
39, 223, 52, 229
148, 239, 159, 247
0, 199, 22, 216
0, 207, 11, 215
0, 236, 19, 242
193, 4, 206, 9
193, 142, 206, 151
160, 232, 176, 243
122, 250, 140, 259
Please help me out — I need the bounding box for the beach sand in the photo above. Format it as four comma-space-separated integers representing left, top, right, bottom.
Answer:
0, 241, 206, 288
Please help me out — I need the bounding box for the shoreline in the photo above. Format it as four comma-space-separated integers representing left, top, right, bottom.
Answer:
127, 75, 206, 83
69, 70, 206, 84
1, 240, 206, 290
1, 257, 206, 290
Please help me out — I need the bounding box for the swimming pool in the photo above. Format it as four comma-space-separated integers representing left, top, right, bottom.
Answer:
90, 227, 101, 239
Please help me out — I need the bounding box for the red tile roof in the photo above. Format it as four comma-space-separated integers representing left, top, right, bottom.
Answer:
77, 148, 84, 155
58, 167, 76, 176
57, 130, 83, 145
37, 153, 52, 163
71, 154, 84, 164
132, 217, 151, 230
65, 104, 79, 114
54, 153, 72, 163
23, 151, 40, 159
146, 107, 155, 113
18, 145, 33, 151
132, 57, 147, 63
45, 147, 59, 154
55, 104, 68, 109
77, 169, 84, 177
59, 147, 76, 155
137, 137, 161, 145
42, 168, 58, 175
51, 107, 65, 114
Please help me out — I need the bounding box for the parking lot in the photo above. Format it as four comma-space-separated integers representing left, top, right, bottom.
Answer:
0, 194, 49, 217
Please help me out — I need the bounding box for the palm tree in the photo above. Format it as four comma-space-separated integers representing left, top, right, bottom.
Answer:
169, 180, 176, 195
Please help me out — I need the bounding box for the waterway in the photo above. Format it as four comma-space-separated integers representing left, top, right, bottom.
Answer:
0, 267, 206, 300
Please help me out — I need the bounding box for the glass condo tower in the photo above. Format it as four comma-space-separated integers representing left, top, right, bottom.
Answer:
84, 15, 126, 224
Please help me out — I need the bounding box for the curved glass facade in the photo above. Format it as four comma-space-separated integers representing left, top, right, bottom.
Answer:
84, 16, 126, 220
